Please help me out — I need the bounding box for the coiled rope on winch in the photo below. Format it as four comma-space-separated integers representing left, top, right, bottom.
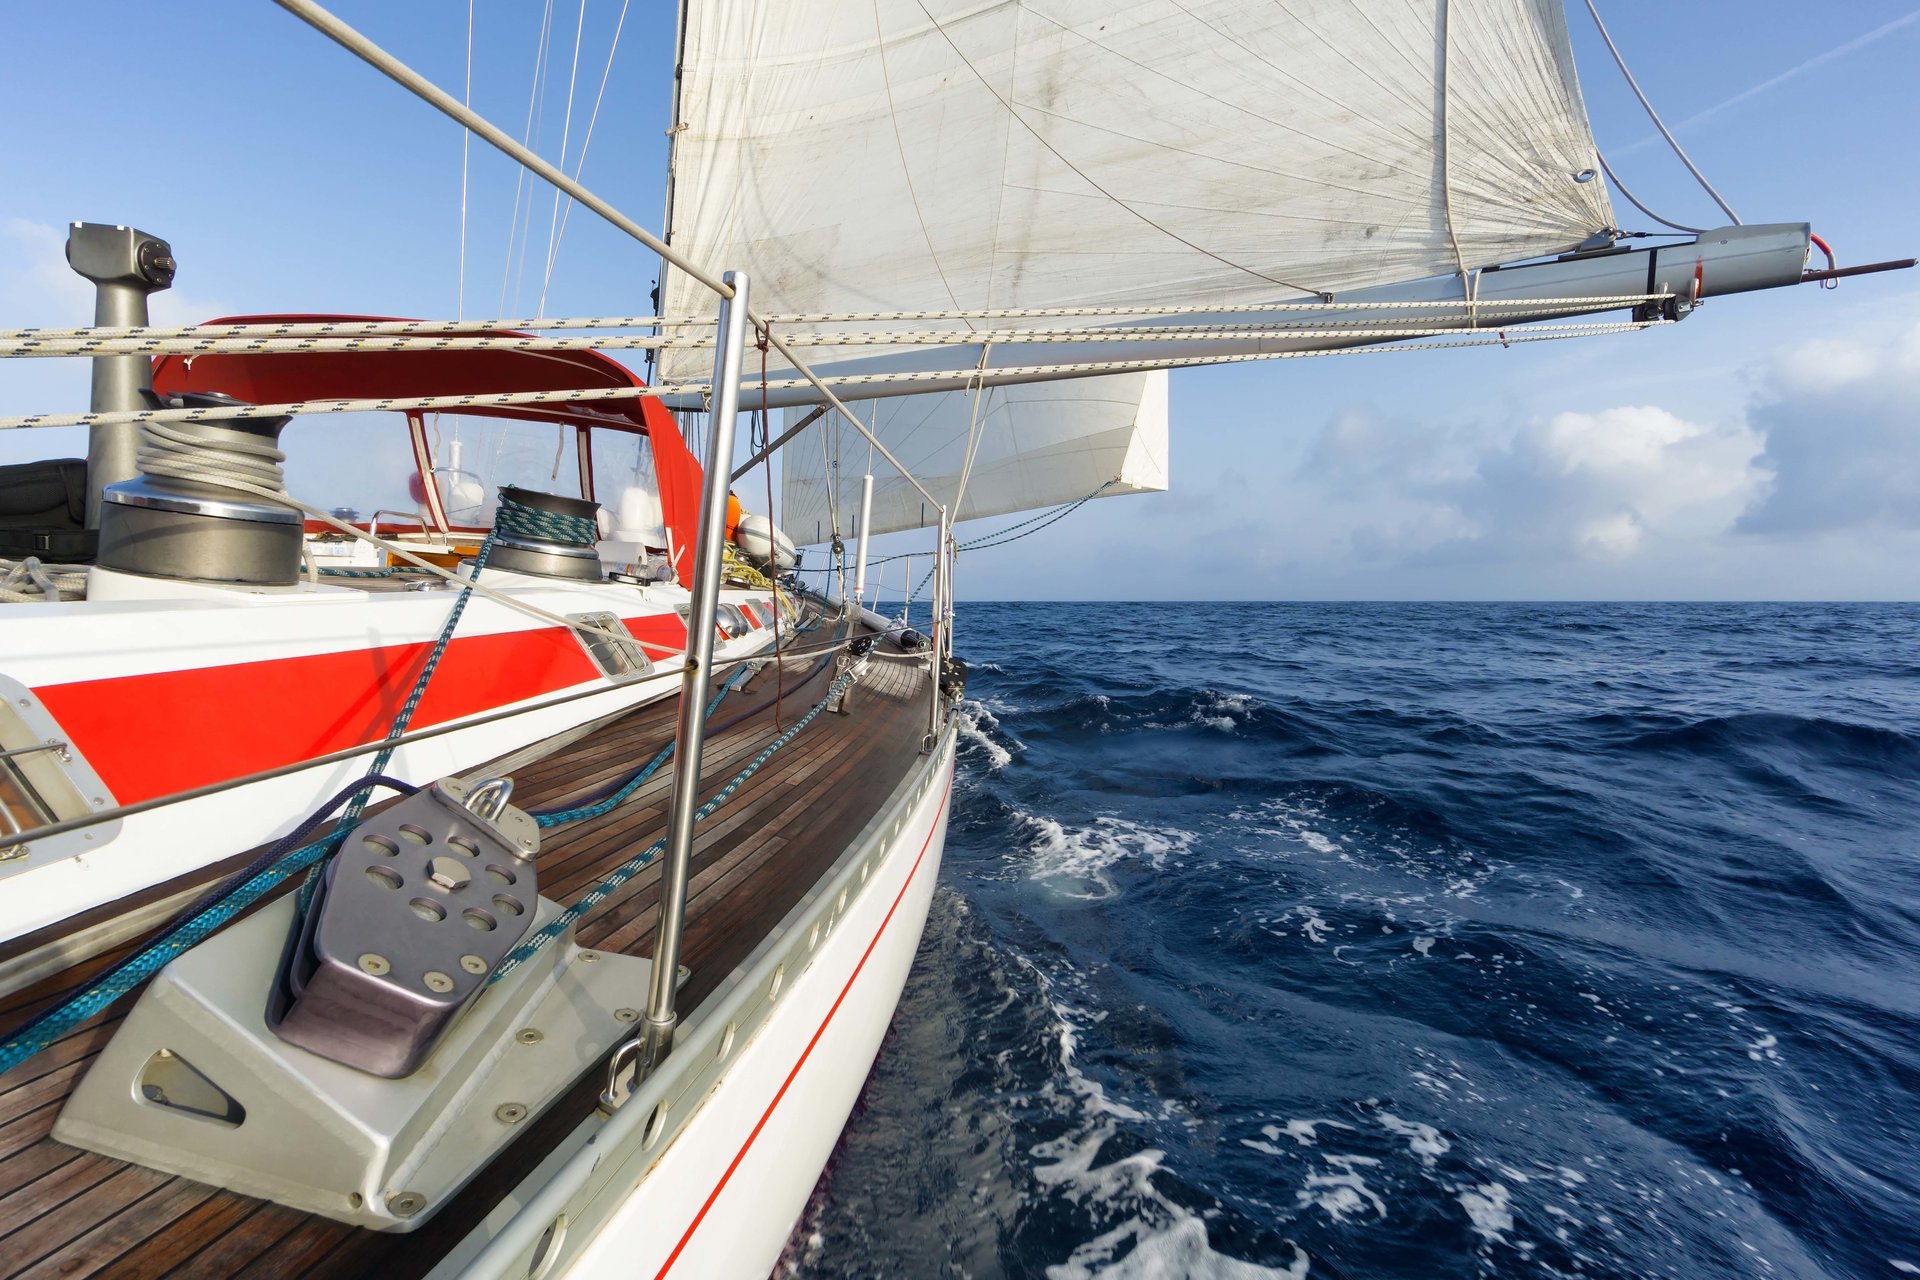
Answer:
492, 498, 598, 546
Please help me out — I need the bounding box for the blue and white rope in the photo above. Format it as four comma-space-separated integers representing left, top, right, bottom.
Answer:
488, 665, 856, 986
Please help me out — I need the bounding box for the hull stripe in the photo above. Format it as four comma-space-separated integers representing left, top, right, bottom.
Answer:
31, 612, 689, 804
655, 763, 954, 1279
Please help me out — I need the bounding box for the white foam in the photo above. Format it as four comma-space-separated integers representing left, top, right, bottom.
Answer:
1047, 1217, 1310, 1280
956, 702, 1014, 770
1025, 966, 1300, 1278
1413, 936, 1436, 956
1747, 1032, 1781, 1063
1299, 907, 1332, 945
1377, 1112, 1451, 1165
1296, 1155, 1385, 1223
1889, 1261, 1919, 1275
1459, 1182, 1515, 1243
1021, 814, 1194, 901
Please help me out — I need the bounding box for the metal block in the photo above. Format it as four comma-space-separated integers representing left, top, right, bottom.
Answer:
270, 778, 540, 1077
54, 893, 649, 1232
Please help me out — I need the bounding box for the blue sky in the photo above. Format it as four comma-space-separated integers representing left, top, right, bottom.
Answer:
2, 1, 1916, 600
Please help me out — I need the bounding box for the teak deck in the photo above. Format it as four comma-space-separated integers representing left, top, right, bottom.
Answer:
0, 619, 932, 1279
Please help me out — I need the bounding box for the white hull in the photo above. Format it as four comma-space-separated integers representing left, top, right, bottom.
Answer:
453, 731, 955, 1280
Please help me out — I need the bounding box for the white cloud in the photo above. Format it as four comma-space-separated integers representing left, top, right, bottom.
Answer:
1294, 401, 1768, 566
1738, 320, 1920, 534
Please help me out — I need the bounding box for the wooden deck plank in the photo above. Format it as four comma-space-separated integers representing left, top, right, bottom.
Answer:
0, 621, 934, 1279
15, 1177, 221, 1280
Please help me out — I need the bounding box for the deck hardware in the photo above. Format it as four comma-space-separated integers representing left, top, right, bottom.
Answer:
386, 1192, 426, 1218
55, 894, 651, 1231
0, 740, 70, 764
579, 951, 600, 963
495, 1102, 528, 1125
464, 777, 513, 821
528, 1215, 569, 1280
614, 1007, 639, 1023
427, 855, 471, 891
266, 775, 541, 1077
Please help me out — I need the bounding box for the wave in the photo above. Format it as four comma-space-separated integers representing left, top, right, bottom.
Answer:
1621, 712, 1920, 773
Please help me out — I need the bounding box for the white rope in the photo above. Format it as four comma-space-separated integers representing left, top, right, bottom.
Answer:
0, 299, 1677, 349
0, 385, 686, 432
1582, 0, 1742, 226
0, 558, 86, 604
0, 320, 1670, 432
1, 314, 1665, 359
0, 317, 674, 343
137, 421, 290, 496
753, 296, 1675, 323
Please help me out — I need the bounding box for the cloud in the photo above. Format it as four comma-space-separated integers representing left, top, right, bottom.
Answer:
1736, 321, 1920, 534
1296, 401, 1768, 565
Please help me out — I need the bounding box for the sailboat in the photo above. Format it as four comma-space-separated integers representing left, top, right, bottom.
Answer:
0, 1, 1902, 1276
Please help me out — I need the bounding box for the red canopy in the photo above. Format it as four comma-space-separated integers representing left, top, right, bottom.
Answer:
150, 315, 706, 582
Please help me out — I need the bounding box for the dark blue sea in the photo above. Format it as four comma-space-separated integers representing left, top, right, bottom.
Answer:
786, 602, 1920, 1280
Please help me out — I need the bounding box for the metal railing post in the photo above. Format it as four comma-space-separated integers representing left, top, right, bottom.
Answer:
633, 270, 751, 1076
925, 506, 949, 750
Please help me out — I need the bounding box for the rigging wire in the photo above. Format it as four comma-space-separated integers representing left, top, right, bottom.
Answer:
511, 3, 560, 314
535, 0, 588, 319
1595, 150, 1707, 234
544, 0, 633, 308
456, 0, 474, 320
497, 0, 556, 317
1581, 0, 1742, 226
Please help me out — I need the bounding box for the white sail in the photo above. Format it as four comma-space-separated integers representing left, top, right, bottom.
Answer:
664, 0, 1615, 521
782, 370, 1167, 540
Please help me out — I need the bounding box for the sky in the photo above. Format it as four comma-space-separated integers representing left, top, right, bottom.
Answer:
1, 1, 1916, 600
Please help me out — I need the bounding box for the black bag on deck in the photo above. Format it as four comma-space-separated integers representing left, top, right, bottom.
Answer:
0, 458, 97, 563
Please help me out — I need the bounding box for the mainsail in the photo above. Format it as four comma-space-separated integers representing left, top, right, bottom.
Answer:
661, 0, 1617, 531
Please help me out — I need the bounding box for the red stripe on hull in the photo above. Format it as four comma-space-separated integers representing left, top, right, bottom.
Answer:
656, 765, 953, 1278
34, 612, 689, 804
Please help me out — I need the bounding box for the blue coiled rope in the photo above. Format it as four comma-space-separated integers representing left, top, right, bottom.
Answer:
0, 774, 415, 1074
493, 499, 597, 546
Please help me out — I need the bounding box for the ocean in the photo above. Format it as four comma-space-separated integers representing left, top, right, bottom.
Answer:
784, 601, 1920, 1280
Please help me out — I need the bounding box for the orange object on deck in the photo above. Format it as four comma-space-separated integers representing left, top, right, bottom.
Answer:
724, 492, 743, 543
